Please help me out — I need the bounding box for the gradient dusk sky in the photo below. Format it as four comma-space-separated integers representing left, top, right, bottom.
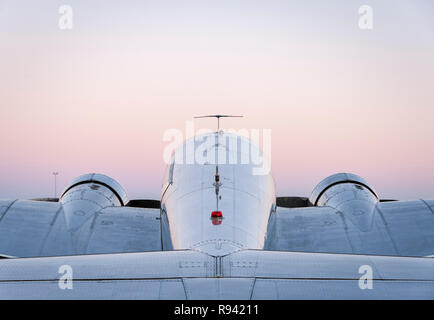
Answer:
0, 1, 433, 200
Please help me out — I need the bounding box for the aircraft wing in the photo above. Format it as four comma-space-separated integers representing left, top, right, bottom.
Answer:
265, 199, 434, 257
2, 197, 433, 258
0, 249, 433, 299
0, 199, 161, 258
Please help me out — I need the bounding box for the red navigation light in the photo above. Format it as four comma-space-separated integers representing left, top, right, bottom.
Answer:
211, 211, 223, 225
211, 211, 222, 218
212, 219, 222, 225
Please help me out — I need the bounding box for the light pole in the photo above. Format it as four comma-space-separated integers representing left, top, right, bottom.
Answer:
52, 172, 59, 198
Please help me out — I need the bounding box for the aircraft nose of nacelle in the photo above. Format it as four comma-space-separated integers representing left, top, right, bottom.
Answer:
59, 173, 129, 232
310, 173, 379, 232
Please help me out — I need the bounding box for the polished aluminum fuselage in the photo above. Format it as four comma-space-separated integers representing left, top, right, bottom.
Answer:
2, 133, 434, 299
160, 132, 275, 256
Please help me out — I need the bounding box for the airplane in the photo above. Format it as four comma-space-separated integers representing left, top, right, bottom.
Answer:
0, 116, 433, 299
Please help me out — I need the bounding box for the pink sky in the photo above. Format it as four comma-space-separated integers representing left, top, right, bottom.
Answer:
0, 1, 433, 200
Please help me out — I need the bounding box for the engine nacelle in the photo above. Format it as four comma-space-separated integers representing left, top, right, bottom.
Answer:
309, 173, 379, 231
60, 173, 129, 231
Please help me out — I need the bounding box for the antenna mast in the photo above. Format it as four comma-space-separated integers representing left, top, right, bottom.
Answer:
194, 114, 243, 132
193, 115, 244, 219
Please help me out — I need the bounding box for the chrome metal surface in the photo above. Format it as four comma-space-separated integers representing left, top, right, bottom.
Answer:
0, 133, 434, 299
61, 173, 129, 206
266, 200, 434, 256
1, 249, 433, 299
309, 173, 378, 205
161, 132, 275, 256
0, 200, 161, 257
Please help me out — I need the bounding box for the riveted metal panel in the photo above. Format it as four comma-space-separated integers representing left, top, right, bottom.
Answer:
223, 250, 434, 280
377, 199, 434, 256
0, 250, 213, 281
0, 200, 61, 257
0, 279, 186, 300
266, 199, 434, 257
251, 279, 434, 299
183, 278, 254, 300
86, 207, 161, 254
